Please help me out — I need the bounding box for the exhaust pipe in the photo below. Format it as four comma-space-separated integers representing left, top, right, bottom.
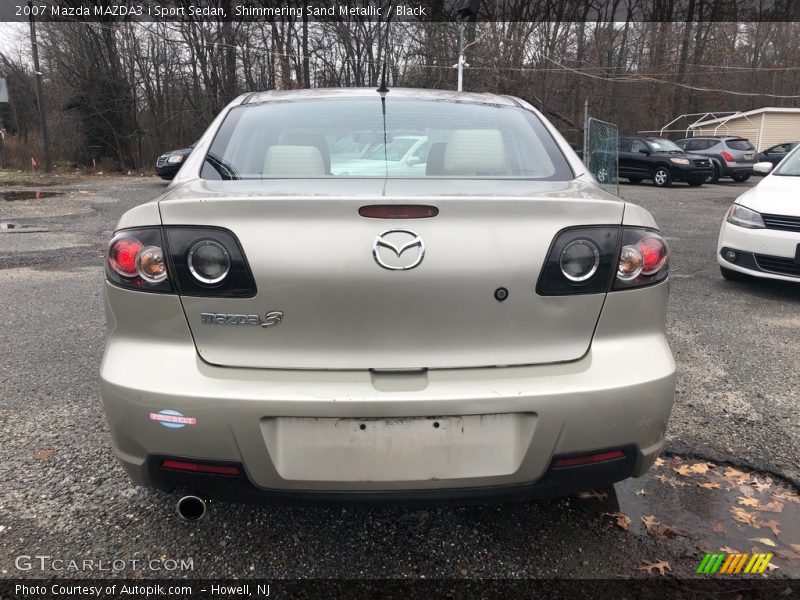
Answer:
176, 495, 207, 522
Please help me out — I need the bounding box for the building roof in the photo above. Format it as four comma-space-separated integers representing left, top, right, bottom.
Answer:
692, 107, 800, 127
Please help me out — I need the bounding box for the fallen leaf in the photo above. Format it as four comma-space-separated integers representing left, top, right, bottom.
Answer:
688, 463, 711, 475
638, 560, 671, 575
656, 475, 687, 488
773, 491, 800, 505
738, 497, 761, 508
720, 546, 739, 553
654, 457, 665, 468
791, 544, 800, 553
760, 519, 781, 536
33, 449, 54, 461
673, 464, 692, 477
724, 468, 750, 484
755, 501, 784, 513
459, 568, 468, 576
642, 515, 661, 533
730, 507, 760, 527
697, 482, 720, 490
576, 490, 608, 501
711, 522, 726, 534
776, 549, 800, 560
661, 527, 676, 539
765, 563, 779, 571
635, 489, 647, 496
748, 537, 777, 547
604, 512, 631, 532
752, 479, 772, 493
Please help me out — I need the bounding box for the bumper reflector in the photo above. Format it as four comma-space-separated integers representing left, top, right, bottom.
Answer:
161, 459, 241, 476
552, 450, 626, 469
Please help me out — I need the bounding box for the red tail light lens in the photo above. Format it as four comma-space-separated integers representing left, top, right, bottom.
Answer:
639, 236, 668, 275
721, 151, 735, 162
108, 236, 143, 277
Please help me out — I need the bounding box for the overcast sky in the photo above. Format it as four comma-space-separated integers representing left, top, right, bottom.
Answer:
0, 22, 29, 58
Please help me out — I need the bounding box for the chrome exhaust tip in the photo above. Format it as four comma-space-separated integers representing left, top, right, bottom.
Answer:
176, 495, 206, 522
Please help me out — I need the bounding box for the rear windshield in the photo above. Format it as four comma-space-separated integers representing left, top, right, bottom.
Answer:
201, 98, 573, 180
726, 139, 754, 151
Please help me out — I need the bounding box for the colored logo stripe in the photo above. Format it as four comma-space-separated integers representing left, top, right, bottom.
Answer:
697, 553, 772, 575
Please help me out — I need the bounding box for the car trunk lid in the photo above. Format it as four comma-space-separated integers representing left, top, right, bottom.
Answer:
160, 178, 624, 370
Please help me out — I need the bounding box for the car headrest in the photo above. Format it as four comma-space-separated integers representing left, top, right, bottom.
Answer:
280, 132, 331, 174
443, 129, 509, 176
263, 146, 325, 177
426, 142, 446, 176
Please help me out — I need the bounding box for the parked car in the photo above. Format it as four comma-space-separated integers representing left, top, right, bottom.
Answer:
155, 145, 194, 180
717, 148, 800, 282
101, 88, 675, 517
756, 141, 799, 168
618, 136, 712, 187
675, 136, 755, 183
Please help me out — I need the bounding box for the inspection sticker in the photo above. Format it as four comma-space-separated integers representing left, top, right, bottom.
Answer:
149, 410, 197, 429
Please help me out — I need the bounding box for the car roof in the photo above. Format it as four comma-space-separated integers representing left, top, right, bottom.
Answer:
241, 87, 520, 108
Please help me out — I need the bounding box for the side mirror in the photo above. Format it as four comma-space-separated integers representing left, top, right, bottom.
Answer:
753, 161, 773, 174
638, 149, 650, 156
406, 156, 422, 166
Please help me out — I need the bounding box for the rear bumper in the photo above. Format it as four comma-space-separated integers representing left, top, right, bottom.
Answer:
720, 164, 753, 177
100, 281, 676, 500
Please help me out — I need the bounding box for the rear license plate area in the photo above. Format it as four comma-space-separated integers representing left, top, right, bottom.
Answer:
261, 414, 536, 483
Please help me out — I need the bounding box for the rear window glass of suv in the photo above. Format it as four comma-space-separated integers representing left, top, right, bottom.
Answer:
201, 98, 573, 180
726, 139, 754, 151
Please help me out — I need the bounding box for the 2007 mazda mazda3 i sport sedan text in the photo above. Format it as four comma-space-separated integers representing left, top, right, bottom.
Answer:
100, 88, 676, 518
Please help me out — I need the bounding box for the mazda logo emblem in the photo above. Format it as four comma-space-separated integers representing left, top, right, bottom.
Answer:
372, 229, 425, 271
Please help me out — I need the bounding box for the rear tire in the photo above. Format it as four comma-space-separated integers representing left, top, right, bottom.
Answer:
652, 167, 672, 187
628, 177, 643, 184
705, 163, 720, 184
720, 266, 750, 282
731, 174, 751, 183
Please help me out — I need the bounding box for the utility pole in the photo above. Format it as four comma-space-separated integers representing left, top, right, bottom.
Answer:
454, 0, 480, 92
28, 0, 52, 172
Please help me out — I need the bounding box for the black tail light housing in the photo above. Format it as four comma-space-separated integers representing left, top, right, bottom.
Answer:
537, 226, 669, 295
105, 226, 255, 297
164, 227, 256, 297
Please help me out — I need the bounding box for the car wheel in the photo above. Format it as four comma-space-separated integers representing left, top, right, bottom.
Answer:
720, 266, 750, 282
705, 163, 720, 184
652, 167, 672, 187
731, 174, 751, 183
628, 177, 643, 184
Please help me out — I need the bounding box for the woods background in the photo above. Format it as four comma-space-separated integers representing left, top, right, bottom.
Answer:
2, 0, 800, 170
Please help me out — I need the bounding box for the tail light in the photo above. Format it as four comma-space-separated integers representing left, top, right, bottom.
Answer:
105, 226, 255, 297
612, 228, 669, 290
106, 228, 172, 293
537, 226, 668, 295
721, 150, 735, 162
164, 227, 256, 297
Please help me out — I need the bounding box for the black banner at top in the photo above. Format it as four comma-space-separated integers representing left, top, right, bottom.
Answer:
1, 0, 799, 22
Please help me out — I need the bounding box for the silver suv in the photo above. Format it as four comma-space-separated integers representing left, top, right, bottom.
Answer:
675, 136, 755, 183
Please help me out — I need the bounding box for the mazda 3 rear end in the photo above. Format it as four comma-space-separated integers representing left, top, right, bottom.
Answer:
100, 89, 675, 506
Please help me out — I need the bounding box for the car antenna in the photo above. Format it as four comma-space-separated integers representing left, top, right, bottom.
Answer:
377, 4, 394, 93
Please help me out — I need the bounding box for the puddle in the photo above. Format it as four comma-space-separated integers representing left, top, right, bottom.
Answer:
577, 455, 800, 577
0, 191, 62, 201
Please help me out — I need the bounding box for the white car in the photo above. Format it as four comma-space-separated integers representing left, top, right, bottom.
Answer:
718, 147, 800, 282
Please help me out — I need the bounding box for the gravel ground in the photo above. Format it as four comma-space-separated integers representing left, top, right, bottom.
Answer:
0, 175, 798, 581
